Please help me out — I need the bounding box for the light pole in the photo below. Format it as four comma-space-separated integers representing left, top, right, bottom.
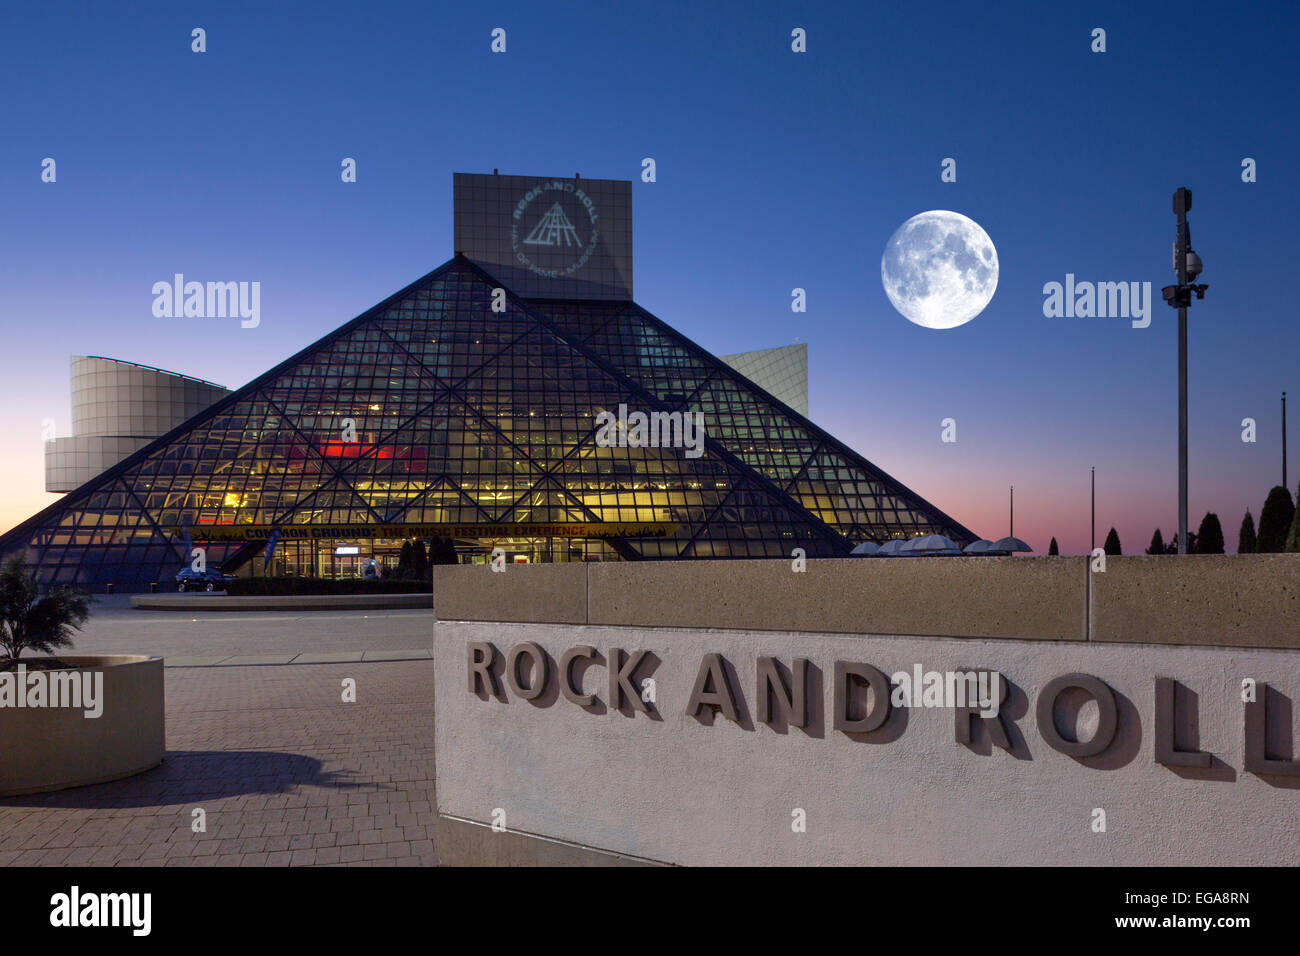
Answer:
1090, 466, 1095, 553
1283, 391, 1288, 490
1162, 187, 1209, 555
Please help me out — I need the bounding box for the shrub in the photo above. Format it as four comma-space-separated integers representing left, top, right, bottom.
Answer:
1103, 527, 1122, 556
431, 536, 459, 565
224, 577, 430, 596
0, 552, 90, 664
1146, 529, 1165, 555
1048, 537, 1059, 556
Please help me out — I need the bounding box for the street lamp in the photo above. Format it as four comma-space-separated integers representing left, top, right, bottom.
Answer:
1161, 187, 1209, 555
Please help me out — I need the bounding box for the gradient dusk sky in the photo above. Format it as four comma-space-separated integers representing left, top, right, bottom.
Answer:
1, 1, 1296, 553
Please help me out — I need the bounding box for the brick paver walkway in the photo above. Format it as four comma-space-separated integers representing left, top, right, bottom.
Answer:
0, 660, 437, 866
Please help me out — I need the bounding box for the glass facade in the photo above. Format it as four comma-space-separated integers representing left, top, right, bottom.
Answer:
720, 344, 808, 417
0, 255, 974, 590
532, 298, 974, 547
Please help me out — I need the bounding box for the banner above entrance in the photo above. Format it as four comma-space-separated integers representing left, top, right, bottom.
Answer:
172, 522, 679, 542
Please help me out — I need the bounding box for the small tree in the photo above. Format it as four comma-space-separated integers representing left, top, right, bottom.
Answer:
396, 541, 413, 579
0, 552, 90, 664
1238, 510, 1257, 555
1256, 486, 1295, 552
412, 539, 429, 579
1146, 529, 1165, 555
1103, 527, 1122, 556
1195, 513, 1225, 554
1048, 537, 1059, 556
431, 537, 458, 565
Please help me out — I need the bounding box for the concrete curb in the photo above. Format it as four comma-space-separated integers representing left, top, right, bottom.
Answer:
130, 592, 433, 612
163, 649, 433, 667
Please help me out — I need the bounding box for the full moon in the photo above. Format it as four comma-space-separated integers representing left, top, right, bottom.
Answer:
880, 210, 998, 330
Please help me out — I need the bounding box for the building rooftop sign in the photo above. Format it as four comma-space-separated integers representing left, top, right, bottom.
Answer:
454, 172, 633, 300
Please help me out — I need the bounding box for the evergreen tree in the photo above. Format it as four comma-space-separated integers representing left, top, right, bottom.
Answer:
1256, 486, 1295, 552
397, 541, 413, 579
1048, 537, 1059, 556
412, 539, 429, 579
1146, 529, 1165, 555
1195, 513, 1225, 554
1287, 485, 1300, 552
1238, 510, 1257, 555
1103, 527, 1122, 556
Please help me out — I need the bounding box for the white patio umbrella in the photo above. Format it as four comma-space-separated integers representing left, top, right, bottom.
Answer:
963, 539, 995, 554
908, 534, 962, 555
850, 541, 881, 556
989, 536, 1033, 554
877, 539, 909, 556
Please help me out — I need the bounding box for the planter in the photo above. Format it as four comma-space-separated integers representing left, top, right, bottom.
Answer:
0, 655, 165, 796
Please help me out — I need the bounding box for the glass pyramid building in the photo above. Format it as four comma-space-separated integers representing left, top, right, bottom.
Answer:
0, 174, 975, 590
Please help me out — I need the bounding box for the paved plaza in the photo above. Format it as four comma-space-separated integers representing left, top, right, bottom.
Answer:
63, 595, 433, 660
0, 601, 439, 866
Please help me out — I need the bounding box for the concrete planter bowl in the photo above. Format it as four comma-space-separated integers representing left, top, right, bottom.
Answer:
0, 655, 165, 797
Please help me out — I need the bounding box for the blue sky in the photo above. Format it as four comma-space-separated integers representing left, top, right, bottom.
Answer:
1, 0, 1297, 551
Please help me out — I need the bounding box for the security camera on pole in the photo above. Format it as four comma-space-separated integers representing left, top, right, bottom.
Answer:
1161, 187, 1209, 555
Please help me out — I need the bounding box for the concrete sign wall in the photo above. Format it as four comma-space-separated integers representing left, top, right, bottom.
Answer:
432, 558, 1300, 865
428, 561, 1300, 868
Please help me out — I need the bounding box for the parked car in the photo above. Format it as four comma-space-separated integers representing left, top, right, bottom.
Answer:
175, 567, 234, 591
